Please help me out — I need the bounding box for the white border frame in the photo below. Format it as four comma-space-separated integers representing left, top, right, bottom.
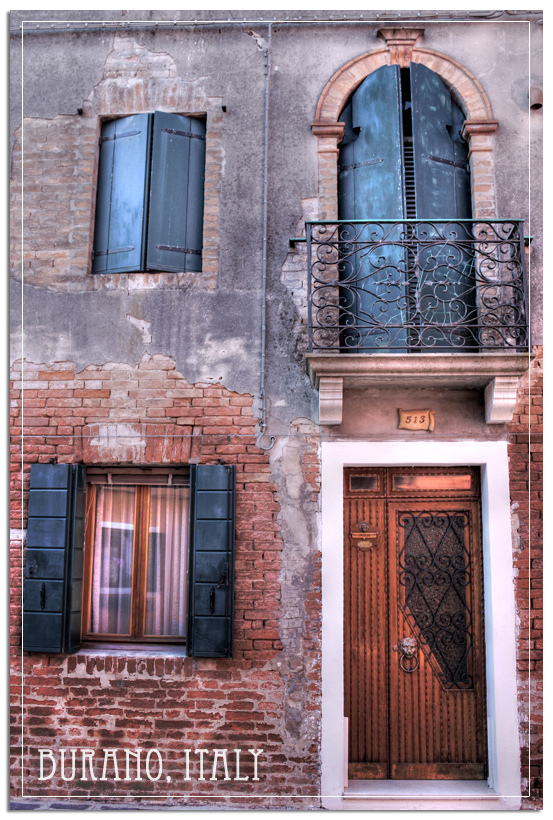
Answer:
321, 440, 521, 810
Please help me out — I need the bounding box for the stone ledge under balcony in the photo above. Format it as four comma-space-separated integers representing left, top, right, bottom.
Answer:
306, 352, 533, 426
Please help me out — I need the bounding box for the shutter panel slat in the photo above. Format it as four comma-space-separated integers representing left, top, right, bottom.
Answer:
147, 112, 205, 273
23, 464, 86, 653
338, 65, 407, 351
93, 114, 151, 274
188, 465, 235, 658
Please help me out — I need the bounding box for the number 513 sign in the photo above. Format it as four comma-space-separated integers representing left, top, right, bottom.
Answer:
397, 408, 435, 432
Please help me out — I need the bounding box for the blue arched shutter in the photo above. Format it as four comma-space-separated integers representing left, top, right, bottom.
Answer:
338, 65, 407, 351
188, 465, 235, 658
411, 63, 474, 348
410, 63, 471, 219
92, 114, 152, 274
146, 112, 206, 273
23, 463, 86, 653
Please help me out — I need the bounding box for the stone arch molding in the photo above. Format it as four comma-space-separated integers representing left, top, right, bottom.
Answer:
311, 28, 499, 219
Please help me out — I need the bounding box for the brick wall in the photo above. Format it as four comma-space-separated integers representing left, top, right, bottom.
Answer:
10, 354, 322, 807
508, 345, 543, 808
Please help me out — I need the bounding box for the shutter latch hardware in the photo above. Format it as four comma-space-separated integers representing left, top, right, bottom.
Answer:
209, 573, 227, 614
40, 583, 47, 611
99, 129, 141, 145
338, 158, 384, 172
428, 154, 468, 171
92, 246, 135, 259
155, 244, 201, 255
161, 127, 206, 141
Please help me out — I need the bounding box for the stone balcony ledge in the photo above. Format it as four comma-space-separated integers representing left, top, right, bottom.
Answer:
306, 352, 534, 425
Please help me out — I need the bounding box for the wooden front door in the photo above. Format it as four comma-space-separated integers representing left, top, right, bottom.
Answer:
344, 467, 487, 780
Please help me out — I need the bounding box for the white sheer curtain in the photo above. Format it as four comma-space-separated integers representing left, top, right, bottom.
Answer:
90, 485, 135, 635
145, 487, 189, 637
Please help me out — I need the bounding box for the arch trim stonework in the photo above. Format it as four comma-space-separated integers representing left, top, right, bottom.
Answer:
311, 30, 498, 219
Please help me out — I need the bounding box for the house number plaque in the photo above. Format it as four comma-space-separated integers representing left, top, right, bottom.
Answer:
397, 408, 435, 432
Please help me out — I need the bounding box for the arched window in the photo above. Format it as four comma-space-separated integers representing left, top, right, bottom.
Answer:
338, 63, 471, 222
337, 63, 474, 352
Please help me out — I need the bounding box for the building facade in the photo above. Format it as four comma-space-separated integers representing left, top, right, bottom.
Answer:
10, 10, 542, 810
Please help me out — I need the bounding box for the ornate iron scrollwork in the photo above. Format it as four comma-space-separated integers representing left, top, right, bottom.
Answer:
306, 219, 529, 353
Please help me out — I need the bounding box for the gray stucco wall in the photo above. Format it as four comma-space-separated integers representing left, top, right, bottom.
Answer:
10, 11, 543, 431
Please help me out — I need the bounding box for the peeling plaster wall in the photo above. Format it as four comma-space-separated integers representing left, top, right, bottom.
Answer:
10, 10, 542, 807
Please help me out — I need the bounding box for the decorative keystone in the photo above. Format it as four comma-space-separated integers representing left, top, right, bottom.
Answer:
377, 28, 425, 66
319, 377, 344, 425
484, 376, 521, 424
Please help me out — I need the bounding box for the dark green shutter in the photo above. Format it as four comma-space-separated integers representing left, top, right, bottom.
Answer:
146, 112, 206, 273
188, 465, 235, 658
92, 114, 152, 274
338, 65, 407, 351
23, 463, 86, 653
410, 63, 474, 347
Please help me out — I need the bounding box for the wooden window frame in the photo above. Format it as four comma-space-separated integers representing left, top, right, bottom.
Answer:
82, 469, 189, 645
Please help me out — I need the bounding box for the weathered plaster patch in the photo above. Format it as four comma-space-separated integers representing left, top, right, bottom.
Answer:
126, 314, 152, 344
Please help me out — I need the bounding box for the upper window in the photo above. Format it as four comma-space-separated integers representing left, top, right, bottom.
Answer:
92, 111, 206, 275
338, 63, 471, 221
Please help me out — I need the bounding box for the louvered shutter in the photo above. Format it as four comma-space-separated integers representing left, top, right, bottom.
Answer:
410, 63, 474, 348
23, 464, 86, 653
338, 65, 407, 351
92, 114, 151, 274
188, 465, 235, 658
146, 112, 206, 273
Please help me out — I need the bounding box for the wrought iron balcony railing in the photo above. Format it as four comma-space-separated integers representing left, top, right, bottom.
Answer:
304, 219, 529, 353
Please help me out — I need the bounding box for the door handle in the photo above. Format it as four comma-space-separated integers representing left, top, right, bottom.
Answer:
393, 636, 419, 673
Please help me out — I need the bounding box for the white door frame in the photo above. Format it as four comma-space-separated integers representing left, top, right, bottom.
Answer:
320, 440, 521, 810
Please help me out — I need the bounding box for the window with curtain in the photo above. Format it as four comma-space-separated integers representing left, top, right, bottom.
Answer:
82, 471, 189, 643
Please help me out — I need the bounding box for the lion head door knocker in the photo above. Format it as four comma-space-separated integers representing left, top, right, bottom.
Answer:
393, 636, 419, 673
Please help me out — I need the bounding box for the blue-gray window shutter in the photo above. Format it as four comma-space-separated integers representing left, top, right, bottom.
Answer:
23, 463, 86, 653
92, 114, 152, 274
146, 112, 206, 273
338, 65, 407, 351
410, 63, 474, 347
410, 62, 471, 219
188, 465, 235, 658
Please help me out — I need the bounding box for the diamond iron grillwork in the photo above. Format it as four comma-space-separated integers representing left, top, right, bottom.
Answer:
398, 510, 473, 689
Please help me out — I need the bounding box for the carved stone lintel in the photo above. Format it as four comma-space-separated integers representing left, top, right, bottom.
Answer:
319, 376, 343, 425
484, 376, 521, 424
377, 27, 425, 66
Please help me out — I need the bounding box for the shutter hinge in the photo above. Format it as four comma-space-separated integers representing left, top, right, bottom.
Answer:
155, 245, 201, 255
161, 128, 206, 141
92, 246, 135, 259
338, 158, 384, 172
99, 129, 141, 145
428, 155, 468, 171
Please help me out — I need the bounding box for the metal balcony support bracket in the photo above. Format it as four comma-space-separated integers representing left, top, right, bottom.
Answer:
319, 377, 344, 425
484, 376, 522, 424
